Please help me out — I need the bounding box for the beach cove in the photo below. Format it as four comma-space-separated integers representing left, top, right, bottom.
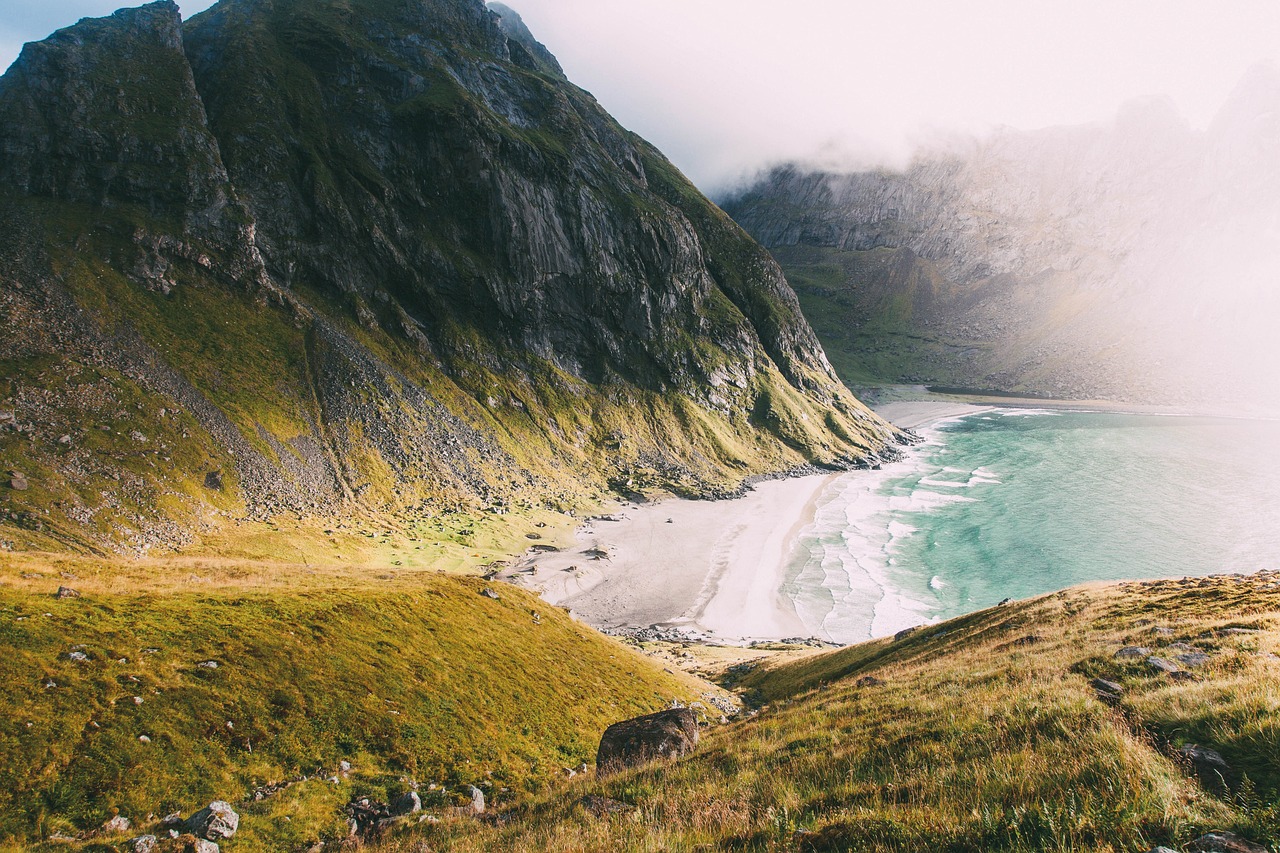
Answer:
511, 401, 1280, 645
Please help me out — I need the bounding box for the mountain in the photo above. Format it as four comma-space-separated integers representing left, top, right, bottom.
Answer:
0, 0, 900, 556
722, 74, 1280, 409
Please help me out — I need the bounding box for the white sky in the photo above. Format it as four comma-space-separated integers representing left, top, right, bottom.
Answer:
3, 1, 1279, 192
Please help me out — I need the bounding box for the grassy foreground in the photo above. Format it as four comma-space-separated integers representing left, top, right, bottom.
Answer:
0, 552, 712, 851
365, 572, 1279, 852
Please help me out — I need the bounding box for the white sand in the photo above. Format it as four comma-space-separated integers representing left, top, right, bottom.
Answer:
509, 401, 989, 643
507, 474, 836, 642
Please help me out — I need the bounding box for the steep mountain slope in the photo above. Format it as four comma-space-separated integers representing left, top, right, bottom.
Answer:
0, 0, 900, 557
723, 76, 1280, 408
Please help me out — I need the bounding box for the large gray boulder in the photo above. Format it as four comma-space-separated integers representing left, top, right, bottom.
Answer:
184, 801, 238, 841
596, 708, 699, 775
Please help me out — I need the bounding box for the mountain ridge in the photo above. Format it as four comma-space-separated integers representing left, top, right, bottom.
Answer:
0, 0, 901, 556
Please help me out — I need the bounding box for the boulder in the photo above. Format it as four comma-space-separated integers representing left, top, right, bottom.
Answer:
1147, 847, 1181, 853
183, 839, 219, 853
596, 707, 699, 775
1180, 744, 1229, 771
1177, 652, 1212, 667
185, 801, 238, 841
467, 785, 485, 815
129, 836, 158, 853
1186, 831, 1269, 853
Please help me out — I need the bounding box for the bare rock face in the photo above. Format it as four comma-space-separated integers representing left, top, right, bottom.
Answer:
596, 707, 699, 775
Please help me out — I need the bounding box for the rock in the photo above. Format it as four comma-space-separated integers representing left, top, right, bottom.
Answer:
391, 791, 421, 815
9, 475, 28, 491
103, 815, 131, 832
183, 839, 219, 853
159, 812, 184, 828
465, 785, 485, 815
1115, 646, 1151, 659
56, 586, 80, 599
197, 660, 219, 669
185, 801, 239, 840
479, 588, 500, 600
582, 794, 634, 817
128, 836, 158, 853
1186, 831, 1269, 853
894, 627, 918, 641
1176, 652, 1212, 667
1167, 642, 1197, 653
1179, 744, 1229, 771
1147, 847, 1181, 853
1090, 677, 1124, 698
1146, 656, 1181, 674
1012, 634, 1042, 646
339, 760, 351, 773
67, 650, 89, 662
203, 471, 223, 491
596, 707, 700, 775
855, 675, 885, 687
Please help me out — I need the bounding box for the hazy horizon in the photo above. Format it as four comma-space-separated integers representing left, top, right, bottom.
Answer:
2, 0, 1278, 193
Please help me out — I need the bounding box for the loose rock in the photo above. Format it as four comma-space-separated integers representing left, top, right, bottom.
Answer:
128, 836, 158, 853
56, 586, 80, 599
185, 801, 239, 841
1146, 656, 1181, 674
1186, 831, 1269, 853
1115, 646, 1151, 659
391, 791, 421, 815
103, 815, 131, 832
855, 675, 885, 687
597, 707, 699, 775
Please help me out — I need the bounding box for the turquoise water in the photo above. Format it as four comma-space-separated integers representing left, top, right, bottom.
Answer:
782, 409, 1280, 643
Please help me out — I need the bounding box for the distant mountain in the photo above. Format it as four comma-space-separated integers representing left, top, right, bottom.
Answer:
0, 0, 899, 554
722, 69, 1280, 409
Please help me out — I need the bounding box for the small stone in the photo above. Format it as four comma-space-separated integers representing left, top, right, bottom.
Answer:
103, 815, 131, 832
1186, 831, 1269, 853
197, 660, 219, 669
1090, 677, 1124, 696
1177, 652, 1212, 667
1115, 646, 1151, 659
468, 785, 485, 815
855, 675, 885, 687
184, 839, 219, 853
1146, 656, 1181, 674
138, 735, 151, 743
10, 476, 28, 491
1147, 847, 1181, 853
159, 812, 183, 828
128, 835, 158, 853
133, 696, 144, 705
1012, 634, 1041, 646
479, 588, 500, 600
1180, 744, 1229, 771
339, 760, 352, 773
203, 471, 223, 491
185, 801, 239, 840
68, 650, 89, 662
391, 791, 421, 815
55, 586, 80, 599
894, 626, 918, 641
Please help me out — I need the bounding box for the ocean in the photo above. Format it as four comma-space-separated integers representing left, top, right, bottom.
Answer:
782, 409, 1280, 643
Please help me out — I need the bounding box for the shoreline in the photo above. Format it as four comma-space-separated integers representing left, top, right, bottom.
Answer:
510, 401, 988, 645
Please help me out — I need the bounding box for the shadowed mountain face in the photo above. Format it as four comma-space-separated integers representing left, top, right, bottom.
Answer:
0, 0, 899, 554
723, 74, 1280, 410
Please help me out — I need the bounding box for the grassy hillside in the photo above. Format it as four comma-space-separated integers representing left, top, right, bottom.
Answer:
0, 554, 715, 851
359, 572, 1279, 852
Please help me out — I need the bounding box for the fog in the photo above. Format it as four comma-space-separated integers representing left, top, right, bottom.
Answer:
3, 1, 1279, 192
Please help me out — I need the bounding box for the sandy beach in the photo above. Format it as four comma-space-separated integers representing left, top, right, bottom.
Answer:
508, 401, 991, 643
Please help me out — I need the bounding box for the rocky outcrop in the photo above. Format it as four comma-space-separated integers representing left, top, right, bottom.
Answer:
723, 72, 1280, 409
0, 0, 899, 553
596, 707, 700, 775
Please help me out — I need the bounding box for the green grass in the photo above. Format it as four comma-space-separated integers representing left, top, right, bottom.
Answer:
0, 561, 708, 850
361, 574, 1280, 852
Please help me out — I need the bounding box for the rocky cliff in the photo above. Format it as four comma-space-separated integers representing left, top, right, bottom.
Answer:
0, 0, 899, 555
723, 74, 1280, 408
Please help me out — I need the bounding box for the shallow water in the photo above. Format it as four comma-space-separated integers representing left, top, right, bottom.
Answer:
782, 409, 1280, 643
